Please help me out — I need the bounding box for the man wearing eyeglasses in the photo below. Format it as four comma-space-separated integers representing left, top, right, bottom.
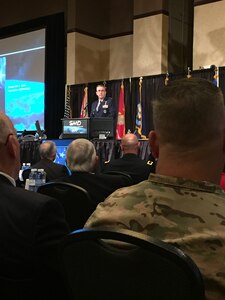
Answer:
0, 112, 69, 299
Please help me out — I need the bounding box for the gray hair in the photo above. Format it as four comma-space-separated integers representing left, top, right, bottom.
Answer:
66, 139, 96, 172
39, 141, 56, 159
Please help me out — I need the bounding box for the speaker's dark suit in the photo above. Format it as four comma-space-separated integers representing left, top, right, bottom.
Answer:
30, 158, 69, 181
0, 174, 69, 298
57, 172, 132, 205
90, 97, 116, 118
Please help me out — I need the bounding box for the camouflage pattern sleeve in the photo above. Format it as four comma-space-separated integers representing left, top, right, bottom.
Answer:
84, 174, 225, 299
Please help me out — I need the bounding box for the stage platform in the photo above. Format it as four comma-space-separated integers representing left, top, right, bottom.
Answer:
19, 139, 150, 171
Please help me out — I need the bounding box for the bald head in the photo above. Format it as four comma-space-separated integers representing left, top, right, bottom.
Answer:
0, 112, 20, 179
121, 133, 139, 155
0, 112, 16, 143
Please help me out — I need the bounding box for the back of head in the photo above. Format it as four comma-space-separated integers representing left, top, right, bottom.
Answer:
0, 112, 20, 179
0, 112, 14, 144
153, 78, 225, 150
66, 139, 96, 172
39, 141, 56, 161
121, 133, 139, 154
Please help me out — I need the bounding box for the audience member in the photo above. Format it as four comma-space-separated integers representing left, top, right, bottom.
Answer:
220, 165, 225, 190
102, 133, 155, 183
58, 138, 132, 206
85, 78, 225, 299
0, 112, 70, 299
23, 141, 69, 182
220, 174, 225, 190
90, 84, 116, 118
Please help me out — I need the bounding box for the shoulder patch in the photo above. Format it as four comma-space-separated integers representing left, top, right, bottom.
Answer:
147, 160, 154, 166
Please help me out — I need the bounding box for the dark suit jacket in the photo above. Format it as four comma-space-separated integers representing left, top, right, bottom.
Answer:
57, 172, 132, 205
90, 97, 116, 118
102, 153, 156, 184
27, 158, 69, 182
0, 174, 69, 299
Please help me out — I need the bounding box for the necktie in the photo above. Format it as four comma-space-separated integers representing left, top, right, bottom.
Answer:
96, 100, 101, 112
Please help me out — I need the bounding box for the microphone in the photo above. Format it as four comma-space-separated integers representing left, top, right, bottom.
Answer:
22, 129, 27, 137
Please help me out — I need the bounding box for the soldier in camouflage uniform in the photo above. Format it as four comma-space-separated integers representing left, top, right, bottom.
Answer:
85, 78, 225, 299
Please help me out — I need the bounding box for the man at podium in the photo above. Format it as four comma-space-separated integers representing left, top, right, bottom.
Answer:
90, 84, 116, 118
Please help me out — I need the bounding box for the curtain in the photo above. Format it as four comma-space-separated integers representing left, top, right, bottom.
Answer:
219, 67, 225, 98
44, 13, 66, 139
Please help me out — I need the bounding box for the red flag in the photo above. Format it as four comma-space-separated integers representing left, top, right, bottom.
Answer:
80, 86, 88, 118
116, 82, 125, 139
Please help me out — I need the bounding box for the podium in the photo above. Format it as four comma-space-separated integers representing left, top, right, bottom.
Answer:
61, 118, 114, 140
90, 117, 114, 139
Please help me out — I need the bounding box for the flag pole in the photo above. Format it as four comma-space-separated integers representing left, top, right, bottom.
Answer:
165, 71, 169, 86
187, 67, 192, 79
64, 85, 71, 118
216, 66, 219, 87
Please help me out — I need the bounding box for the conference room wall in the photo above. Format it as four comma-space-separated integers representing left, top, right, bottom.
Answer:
0, 0, 66, 27
67, 32, 134, 84
1, 0, 224, 86
67, 32, 110, 84
67, 0, 223, 84
68, 1, 225, 85
133, 0, 168, 17
133, 14, 168, 78
108, 35, 133, 81
193, 0, 225, 69
66, 13, 168, 84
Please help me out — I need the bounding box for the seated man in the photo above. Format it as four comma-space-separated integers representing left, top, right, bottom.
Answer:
23, 141, 69, 182
59, 138, 132, 206
85, 78, 225, 299
102, 133, 155, 183
0, 112, 69, 299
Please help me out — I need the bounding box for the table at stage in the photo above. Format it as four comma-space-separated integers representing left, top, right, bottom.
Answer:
19, 139, 151, 168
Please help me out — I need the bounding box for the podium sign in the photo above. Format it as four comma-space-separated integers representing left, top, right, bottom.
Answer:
61, 117, 114, 140
61, 118, 89, 139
